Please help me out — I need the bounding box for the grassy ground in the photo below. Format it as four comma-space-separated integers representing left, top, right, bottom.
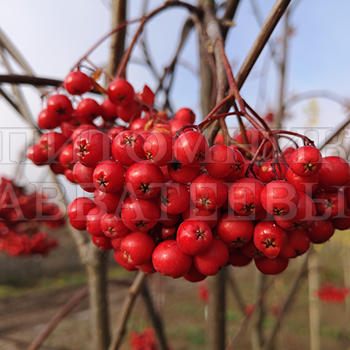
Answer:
0, 233, 349, 350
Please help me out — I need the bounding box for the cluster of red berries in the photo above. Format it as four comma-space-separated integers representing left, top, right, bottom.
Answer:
317, 284, 349, 303
0, 177, 63, 256
130, 328, 158, 350
27, 70, 350, 280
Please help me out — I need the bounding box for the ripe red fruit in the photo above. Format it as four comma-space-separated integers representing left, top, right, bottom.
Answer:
126, 162, 164, 199
116, 102, 141, 122
160, 182, 189, 215
308, 220, 334, 243
261, 180, 298, 216
229, 248, 253, 267
121, 197, 160, 232
254, 256, 289, 275
190, 174, 227, 210
229, 178, 264, 216
289, 146, 322, 177
315, 191, 346, 218
107, 78, 135, 106
169, 119, 187, 136
92, 236, 112, 250
184, 264, 207, 282
143, 133, 173, 165
194, 238, 229, 275
253, 221, 287, 259
234, 129, 272, 156
61, 120, 79, 139
107, 125, 126, 139
67, 197, 95, 230
94, 190, 122, 214
217, 215, 254, 247
27, 144, 48, 165
168, 162, 200, 183
152, 240, 192, 278
285, 168, 319, 195
100, 99, 118, 121
101, 213, 129, 238
59, 143, 75, 170
205, 145, 236, 178
72, 162, 95, 192
120, 232, 155, 265
280, 228, 310, 258
174, 131, 209, 165
112, 131, 145, 165
93, 160, 125, 193
130, 118, 147, 131
39, 132, 67, 160
64, 71, 92, 95
174, 108, 195, 124
75, 98, 101, 124
86, 207, 105, 236
71, 124, 96, 142
182, 206, 219, 228
46, 94, 73, 122
38, 109, 59, 129
113, 250, 137, 271
161, 227, 176, 239
176, 220, 212, 255
74, 130, 111, 167
319, 156, 350, 188
258, 160, 286, 183
225, 147, 245, 182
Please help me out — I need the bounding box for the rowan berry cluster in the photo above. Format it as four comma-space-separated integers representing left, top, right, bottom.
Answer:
27, 70, 350, 281
0, 177, 63, 256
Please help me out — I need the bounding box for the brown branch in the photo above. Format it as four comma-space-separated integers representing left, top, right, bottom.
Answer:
319, 116, 350, 151
0, 86, 21, 114
262, 251, 310, 350
236, 0, 292, 90
108, 271, 146, 350
106, 0, 127, 78
141, 280, 169, 350
227, 272, 246, 315
27, 287, 88, 350
0, 74, 62, 87
221, 0, 241, 38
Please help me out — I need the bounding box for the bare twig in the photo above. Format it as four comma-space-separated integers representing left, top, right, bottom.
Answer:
221, 0, 241, 38
106, 0, 127, 78
227, 271, 246, 315
141, 280, 169, 350
262, 251, 310, 350
108, 271, 146, 350
236, 0, 292, 89
27, 288, 88, 350
319, 116, 350, 151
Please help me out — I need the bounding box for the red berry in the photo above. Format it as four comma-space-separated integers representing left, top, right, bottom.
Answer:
315, 191, 346, 218
174, 108, 195, 124
107, 78, 135, 106
67, 197, 95, 230
182, 206, 219, 228
113, 250, 137, 271
59, 143, 75, 170
168, 162, 200, 184
280, 228, 310, 258
39, 132, 67, 160
126, 162, 164, 199
229, 248, 253, 267
152, 240, 192, 278
107, 125, 126, 140
258, 160, 286, 183
64, 71, 92, 95
205, 145, 237, 179
46, 94, 73, 122
86, 207, 105, 236
92, 236, 112, 250
319, 156, 350, 188
38, 109, 59, 129
217, 215, 254, 247
190, 174, 227, 210
229, 178, 264, 216
261, 180, 298, 217
144, 133, 173, 166
174, 131, 209, 165
177, 220, 213, 255
101, 99, 118, 121
194, 238, 229, 276
121, 197, 160, 232
27, 144, 48, 165
307, 220, 334, 243
120, 232, 155, 265
94, 190, 122, 214
254, 256, 289, 275
75, 98, 101, 124
74, 130, 111, 167
71, 124, 96, 142
285, 168, 319, 195
130, 118, 147, 131
72, 162, 95, 192
101, 213, 129, 238
289, 146, 322, 177
169, 119, 187, 136
112, 131, 145, 166
93, 160, 125, 193
253, 221, 287, 259
160, 182, 190, 215
184, 264, 207, 282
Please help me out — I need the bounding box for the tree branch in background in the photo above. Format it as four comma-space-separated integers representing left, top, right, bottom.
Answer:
227, 271, 246, 315
106, 0, 127, 78
221, 0, 241, 39
108, 271, 146, 350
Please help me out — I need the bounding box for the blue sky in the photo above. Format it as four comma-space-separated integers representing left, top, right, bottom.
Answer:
0, 0, 349, 184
